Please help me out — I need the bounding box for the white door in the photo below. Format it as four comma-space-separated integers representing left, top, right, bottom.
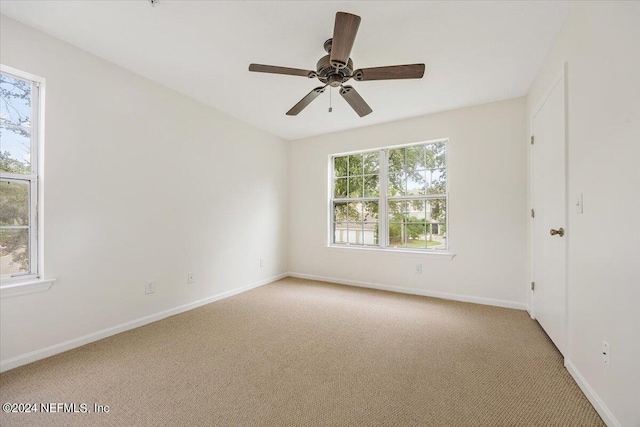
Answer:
532, 75, 567, 355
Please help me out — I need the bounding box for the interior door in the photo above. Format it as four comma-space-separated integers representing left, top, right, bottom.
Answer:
532, 75, 567, 355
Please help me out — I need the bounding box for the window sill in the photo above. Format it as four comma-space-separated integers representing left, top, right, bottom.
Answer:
327, 245, 456, 260
0, 278, 56, 298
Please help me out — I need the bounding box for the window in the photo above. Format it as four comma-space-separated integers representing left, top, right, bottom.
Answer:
0, 68, 42, 284
330, 140, 448, 252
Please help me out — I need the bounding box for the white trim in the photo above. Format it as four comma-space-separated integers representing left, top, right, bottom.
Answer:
561, 62, 571, 361
0, 65, 47, 285
328, 139, 450, 253
0, 278, 55, 298
326, 244, 455, 259
288, 272, 526, 310
564, 358, 621, 427
526, 305, 535, 320
379, 149, 389, 248
0, 273, 287, 373
0, 64, 45, 85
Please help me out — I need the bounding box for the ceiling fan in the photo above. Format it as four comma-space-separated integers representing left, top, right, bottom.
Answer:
249, 12, 425, 117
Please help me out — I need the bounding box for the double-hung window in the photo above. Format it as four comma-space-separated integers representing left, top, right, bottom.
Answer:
330, 139, 448, 252
0, 68, 42, 284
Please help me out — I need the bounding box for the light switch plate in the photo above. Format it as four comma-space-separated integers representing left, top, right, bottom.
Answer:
576, 193, 584, 214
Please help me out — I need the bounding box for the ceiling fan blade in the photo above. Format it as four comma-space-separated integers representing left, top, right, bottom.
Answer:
339, 85, 372, 117
354, 64, 425, 81
286, 86, 327, 116
249, 64, 316, 78
330, 12, 361, 69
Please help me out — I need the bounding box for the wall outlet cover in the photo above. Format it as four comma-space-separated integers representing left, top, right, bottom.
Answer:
145, 281, 155, 295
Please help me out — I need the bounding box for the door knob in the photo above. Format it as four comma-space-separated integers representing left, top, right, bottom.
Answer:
550, 228, 565, 237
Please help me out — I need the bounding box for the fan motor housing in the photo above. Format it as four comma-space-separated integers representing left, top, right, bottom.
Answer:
316, 54, 353, 86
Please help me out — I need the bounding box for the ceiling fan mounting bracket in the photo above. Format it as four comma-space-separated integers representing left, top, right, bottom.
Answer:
323, 38, 333, 54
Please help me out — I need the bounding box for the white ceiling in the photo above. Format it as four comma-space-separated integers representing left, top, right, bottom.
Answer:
0, 1, 568, 140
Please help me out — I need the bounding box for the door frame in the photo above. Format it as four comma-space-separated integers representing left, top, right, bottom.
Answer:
529, 63, 570, 357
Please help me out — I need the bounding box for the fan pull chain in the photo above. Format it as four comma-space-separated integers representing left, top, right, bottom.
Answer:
329, 88, 333, 113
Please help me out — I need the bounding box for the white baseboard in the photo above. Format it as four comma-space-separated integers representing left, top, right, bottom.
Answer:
287, 272, 527, 311
564, 358, 621, 427
0, 273, 287, 373
526, 306, 535, 319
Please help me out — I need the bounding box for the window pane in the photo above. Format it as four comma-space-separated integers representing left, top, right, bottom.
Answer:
388, 223, 405, 247
405, 199, 427, 248
406, 145, 426, 170
364, 174, 379, 197
388, 172, 405, 196
427, 168, 446, 194
331, 142, 447, 252
347, 202, 362, 222
406, 222, 427, 248
347, 222, 363, 244
388, 201, 407, 222
334, 202, 348, 222
348, 154, 363, 176
426, 223, 447, 249
407, 199, 426, 221
0, 228, 29, 276
426, 142, 446, 169
334, 178, 347, 198
407, 171, 426, 195
363, 152, 379, 174
428, 199, 447, 223
348, 176, 363, 198
427, 200, 447, 249
334, 222, 347, 244
363, 201, 378, 222
0, 125, 31, 174
0, 74, 31, 128
363, 202, 378, 245
0, 179, 30, 225
388, 148, 405, 174
334, 156, 348, 177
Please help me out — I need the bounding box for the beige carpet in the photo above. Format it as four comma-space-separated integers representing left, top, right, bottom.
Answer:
0, 277, 603, 426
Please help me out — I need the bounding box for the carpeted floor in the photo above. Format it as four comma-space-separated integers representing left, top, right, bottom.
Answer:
0, 277, 603, 426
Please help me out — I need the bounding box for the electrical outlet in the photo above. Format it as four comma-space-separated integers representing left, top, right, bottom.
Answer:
187, 272, 194, 284
260, 259, 265, 267
415, 264, 422, 274
145, 281, 155, 295
602, 341, 611, 368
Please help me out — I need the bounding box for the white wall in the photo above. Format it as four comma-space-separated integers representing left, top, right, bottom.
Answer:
288, 97, 528, 308
526, 3, 640, 426
0, 16, 288, 365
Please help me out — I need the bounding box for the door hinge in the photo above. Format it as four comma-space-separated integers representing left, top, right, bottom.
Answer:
531, 281, 535, 291
530, 135, 535, 145
531, 208, 535, 218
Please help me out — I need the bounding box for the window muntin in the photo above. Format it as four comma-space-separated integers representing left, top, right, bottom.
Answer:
0, 70, 40, 282
331, 140, 448, 252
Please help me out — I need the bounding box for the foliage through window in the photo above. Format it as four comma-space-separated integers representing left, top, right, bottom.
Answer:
0, 69, 41, 282
331, 140, 448, 251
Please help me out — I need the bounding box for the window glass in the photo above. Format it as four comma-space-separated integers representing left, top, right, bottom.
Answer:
331, 141, 448, 252
0, 70, 40, 282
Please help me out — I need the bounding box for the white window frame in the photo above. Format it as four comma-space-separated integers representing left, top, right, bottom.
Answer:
328, 138, 453, 258
0, 65, 55, 297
